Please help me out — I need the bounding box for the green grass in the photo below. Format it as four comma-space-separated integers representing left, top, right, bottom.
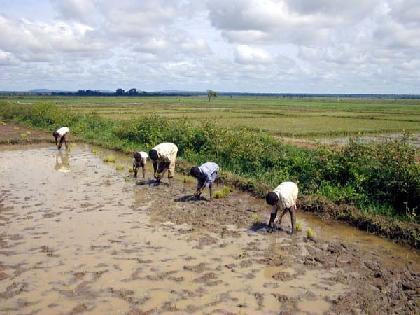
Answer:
3, 95, 419, 139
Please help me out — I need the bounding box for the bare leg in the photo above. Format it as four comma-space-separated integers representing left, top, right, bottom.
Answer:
63, 134, 68, 149
153, 161, 158, 177
168, 161, 175, 178
142, 167, 146, 179
133, 166, 138, 178
277, 209, 288, 226
58, 136, 65, 149
289, 206, 296, 234
159, 167, 168, 180
209, 184, 213, 200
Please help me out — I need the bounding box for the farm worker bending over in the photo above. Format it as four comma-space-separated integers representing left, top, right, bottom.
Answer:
149, 142, 178, 183
52, 126, 69, 149
133, 151, 148, 178
266, 181, 298, 234
190, 162, 219, 199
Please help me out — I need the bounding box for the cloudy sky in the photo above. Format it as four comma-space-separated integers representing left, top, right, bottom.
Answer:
1, 0, 419, 93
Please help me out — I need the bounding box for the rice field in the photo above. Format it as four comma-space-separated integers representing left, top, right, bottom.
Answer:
4, 95, 420, 139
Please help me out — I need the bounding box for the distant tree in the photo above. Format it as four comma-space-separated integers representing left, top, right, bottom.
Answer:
116, 88, 125, 96
207, 90, 217, 102
128, 88, 137, 96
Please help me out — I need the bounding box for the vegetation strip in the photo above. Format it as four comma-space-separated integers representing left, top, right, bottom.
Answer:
1, 101, 418, 247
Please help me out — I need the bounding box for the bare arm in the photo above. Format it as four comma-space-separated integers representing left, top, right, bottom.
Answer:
153, 161, 157, 176
195, 180, 206, 197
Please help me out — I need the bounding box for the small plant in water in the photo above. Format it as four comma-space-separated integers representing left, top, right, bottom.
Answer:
306, 228, 315, 239
251, 212, 262, 223
20, 133, 29, 141
103, 155, 116, 163
214, 186, 232, 199
295, 222, 302, 232
115, 164, 124, 171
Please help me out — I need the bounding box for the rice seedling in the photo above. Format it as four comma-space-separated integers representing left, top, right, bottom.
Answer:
214, 186, 232, 199
251, 212, 263, 223
103, 155, 116, 163
115, 164, 124, 171
306, 228, 315, 240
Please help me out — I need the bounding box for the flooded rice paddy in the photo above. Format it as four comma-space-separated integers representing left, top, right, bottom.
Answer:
0, 144, 418, 314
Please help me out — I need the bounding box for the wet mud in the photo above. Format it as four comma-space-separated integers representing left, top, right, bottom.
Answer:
0, 144, 419, 314
0, 123, 51, 144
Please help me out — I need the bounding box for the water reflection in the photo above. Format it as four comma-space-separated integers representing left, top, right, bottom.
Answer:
55, 150, 70, 172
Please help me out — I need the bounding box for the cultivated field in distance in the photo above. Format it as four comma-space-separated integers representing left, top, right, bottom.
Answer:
10, 96, 420, 145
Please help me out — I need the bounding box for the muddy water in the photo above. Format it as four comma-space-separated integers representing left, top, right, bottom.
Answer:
0, 144, 418, 314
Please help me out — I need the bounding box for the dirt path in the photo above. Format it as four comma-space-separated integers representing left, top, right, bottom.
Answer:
0, 144, 418, 314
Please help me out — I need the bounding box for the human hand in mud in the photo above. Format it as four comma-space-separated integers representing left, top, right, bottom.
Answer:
194, 189, 202, 199
195, 180, 206, 199
154, 174, 161, 184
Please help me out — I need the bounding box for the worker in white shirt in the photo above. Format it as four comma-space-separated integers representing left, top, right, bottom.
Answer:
266, 181, 298, 234
133, 151, 148, 178
52, 127, 70, 149
190, 162, 219, 199
148, 143, 178, 183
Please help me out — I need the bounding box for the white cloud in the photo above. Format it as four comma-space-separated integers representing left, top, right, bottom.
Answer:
51, 0, 97, 23
234, 45, 272, 64
0, 50, 18, 65
0, 15, 104, 62
0, 0, 419, 93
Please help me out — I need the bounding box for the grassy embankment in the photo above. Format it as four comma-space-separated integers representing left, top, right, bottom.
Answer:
0, 99, 419, 247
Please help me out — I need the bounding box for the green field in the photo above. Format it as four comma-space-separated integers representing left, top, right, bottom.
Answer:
7, 96, 420, 139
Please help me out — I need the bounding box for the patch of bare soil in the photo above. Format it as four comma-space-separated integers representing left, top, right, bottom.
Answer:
0, 122, 51, 144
